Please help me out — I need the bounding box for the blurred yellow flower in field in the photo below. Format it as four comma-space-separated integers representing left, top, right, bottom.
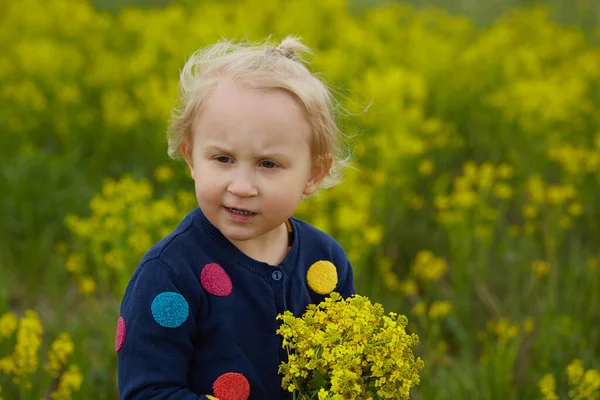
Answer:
412, 250, 448, 282
378, 258, 401, 292
526, 175, 546, 204
532, 260, 551, 277
523, 316, 535, 334
568, 202, 583, 217
400, 279, 418, 296
566, 359, 600, 400
64, 175, 197, 297
493, 182, 513, 199
452, 190, 478, 208
64, 253, 84, 274
434, 195, 450, 210
477, 162, 495, 190
78, 276, 97, 295
154, 165, 174, 183
462, 161, 478, 179
539, 374, 558, 400
50, 365, 83, 400
495, 163, 514, 179
418, 158, 434, 176
11, 311, 43, 381
428, 301, 452, 319
587, 258, 598, 272
487, 318, 520, 343
568, 359, 585, 387
522, 204, 538, 219
46, 333, 74, 377
0, 312, 18, 339
411, 301, 426, 317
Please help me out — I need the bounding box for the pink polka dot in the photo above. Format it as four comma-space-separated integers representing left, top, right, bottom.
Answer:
201, 263, 232, 297
213, 372, 250, 400
115, 316, 126, 352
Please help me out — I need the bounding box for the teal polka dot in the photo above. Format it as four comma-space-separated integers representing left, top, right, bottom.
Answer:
151, 292, 189, 328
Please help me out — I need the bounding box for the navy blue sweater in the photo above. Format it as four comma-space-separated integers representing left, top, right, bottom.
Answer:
116, 207, 355, 400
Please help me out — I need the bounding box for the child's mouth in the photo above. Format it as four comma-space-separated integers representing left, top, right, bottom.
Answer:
226, 207, 256, 216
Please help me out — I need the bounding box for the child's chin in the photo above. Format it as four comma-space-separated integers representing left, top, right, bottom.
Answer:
220, 228, 256, 243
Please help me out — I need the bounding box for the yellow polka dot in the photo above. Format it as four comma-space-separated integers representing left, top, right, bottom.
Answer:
306, 261, 338, 295
206, 395, 219, 400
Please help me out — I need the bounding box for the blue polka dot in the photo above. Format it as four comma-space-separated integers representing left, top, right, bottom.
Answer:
151, 292, 189, 328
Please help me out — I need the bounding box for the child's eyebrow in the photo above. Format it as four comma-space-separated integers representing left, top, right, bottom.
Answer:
204, 145, 291, 162
203, 144, 230, 153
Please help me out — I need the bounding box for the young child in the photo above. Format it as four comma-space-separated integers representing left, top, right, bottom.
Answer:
116, 36, 355, 400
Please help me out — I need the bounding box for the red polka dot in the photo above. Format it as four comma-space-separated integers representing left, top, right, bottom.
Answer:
115, 316, 126, 352
201, 263, 232, 296
213, 372, 250, 400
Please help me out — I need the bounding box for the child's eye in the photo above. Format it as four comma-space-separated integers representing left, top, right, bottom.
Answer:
260, 160, 278, 169
215, 156, 233, 163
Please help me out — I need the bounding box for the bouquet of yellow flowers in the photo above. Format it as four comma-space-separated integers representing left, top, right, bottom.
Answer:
277, 293, 424, 400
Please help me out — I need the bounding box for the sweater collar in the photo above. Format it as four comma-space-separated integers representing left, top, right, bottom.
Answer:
192, 207, 299, 278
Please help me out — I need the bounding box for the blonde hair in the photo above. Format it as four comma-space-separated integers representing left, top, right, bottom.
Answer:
167, 36, 349, 190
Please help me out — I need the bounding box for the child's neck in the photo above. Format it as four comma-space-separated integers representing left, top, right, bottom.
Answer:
229, 222, 288, 266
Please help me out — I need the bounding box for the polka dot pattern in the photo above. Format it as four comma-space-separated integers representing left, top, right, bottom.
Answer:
213, 372, 250, 400
151, 292, 189, 328
115, 316, 126, 352
201, 263, 232, 297
205, 396, 219, 400
306, 260, 338, 295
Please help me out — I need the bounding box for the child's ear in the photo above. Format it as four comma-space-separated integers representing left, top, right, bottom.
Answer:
180, 137, 195, 180
304, 153, 333, 196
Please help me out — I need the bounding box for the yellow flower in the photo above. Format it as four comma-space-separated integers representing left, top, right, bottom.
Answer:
539, 374, 558, 400
400, 279, 418, 296
493, 182, 513, 199
523, 316, 535, 334
154, 165, 174, 182
434, 195, 450, 210
0, 312, 18, 339
532, 260, 550, 277
277, 294, 423, 399
568, 202, 583, 217
78, 276, 97, 295
522, 204, 538, 219
46, 333, 75, 377
12, 310, 43, 378
411, 302, 426, 317
587, 258, 598, 272
495, 163, 514, 179
428, 301, 453, 319
50, 365, 83, 400
412, 250, 448, 282
566, 359, 600, 399
567, 359, 585, 387
418, 159, 434, 176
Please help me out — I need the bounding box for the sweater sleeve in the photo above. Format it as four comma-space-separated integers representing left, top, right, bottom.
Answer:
337, 258, 356, 299
117, 258, 203, 400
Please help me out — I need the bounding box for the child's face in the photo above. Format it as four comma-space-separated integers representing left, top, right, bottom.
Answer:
182, 81, 324, 245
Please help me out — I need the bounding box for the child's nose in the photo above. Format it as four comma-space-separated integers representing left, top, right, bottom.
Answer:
227, 169, 258, 197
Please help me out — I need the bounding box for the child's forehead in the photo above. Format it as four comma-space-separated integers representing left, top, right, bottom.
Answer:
194, 82, 309, 132
203, 81, 300, 113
